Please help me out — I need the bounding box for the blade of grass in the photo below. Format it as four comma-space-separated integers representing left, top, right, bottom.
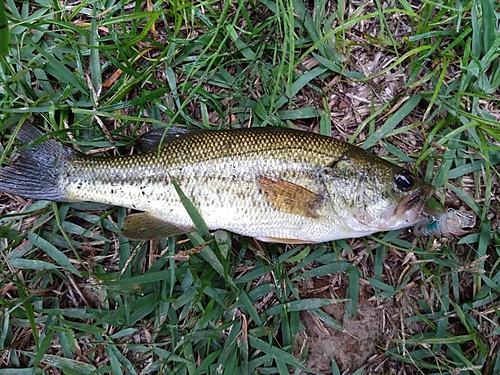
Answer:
362, 94, 422, 149
27, 233, 81, 277
0, 0, 9, 56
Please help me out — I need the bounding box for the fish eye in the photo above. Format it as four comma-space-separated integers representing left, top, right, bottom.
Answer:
395, 171, 415, 191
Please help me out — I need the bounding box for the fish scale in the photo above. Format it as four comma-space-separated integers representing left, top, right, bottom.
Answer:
63, 129, 341, 212
0, 123, 434, 243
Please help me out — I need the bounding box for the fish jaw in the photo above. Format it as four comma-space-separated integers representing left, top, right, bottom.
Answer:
379, 185, 434, 231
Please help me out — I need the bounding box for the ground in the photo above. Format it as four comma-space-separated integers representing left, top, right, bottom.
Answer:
0, 0, 499, 374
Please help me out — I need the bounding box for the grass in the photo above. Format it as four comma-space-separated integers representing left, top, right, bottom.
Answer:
0, 0, 499, 374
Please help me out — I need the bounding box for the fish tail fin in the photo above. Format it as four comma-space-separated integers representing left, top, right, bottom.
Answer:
0, 121, 76, 201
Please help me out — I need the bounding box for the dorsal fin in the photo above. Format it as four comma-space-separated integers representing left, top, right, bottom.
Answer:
136, 127, 205, 154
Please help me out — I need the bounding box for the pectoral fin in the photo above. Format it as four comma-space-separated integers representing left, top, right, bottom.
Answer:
122, 212, 194, 240
257, 176, 325, 218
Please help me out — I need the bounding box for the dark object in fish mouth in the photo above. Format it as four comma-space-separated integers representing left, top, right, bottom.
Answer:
406, 193, 423, 210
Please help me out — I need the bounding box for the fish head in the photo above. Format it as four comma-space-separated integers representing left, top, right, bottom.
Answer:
375, 164, 434, 231
327, 149, 434, 234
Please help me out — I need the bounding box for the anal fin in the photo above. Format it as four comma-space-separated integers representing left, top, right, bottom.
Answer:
122, 212, 194, 240
256, 236, 314, 244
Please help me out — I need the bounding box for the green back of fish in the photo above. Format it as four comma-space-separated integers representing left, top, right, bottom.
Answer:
58, 127, 360, 240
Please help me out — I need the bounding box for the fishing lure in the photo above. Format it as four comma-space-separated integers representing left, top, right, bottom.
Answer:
413, 208, 476, 237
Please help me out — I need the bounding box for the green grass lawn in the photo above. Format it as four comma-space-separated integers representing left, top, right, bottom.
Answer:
0, 0, 499, 374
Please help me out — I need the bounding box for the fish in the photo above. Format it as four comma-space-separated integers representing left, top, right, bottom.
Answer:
0, 121, 434, 243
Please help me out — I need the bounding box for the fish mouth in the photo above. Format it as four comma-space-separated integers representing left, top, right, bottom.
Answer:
407, 183, 434, 208
398, 187, 433, 224
406, 192, 423, 210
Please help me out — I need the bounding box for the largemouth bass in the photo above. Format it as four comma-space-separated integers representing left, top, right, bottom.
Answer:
0, 122, 433, 243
